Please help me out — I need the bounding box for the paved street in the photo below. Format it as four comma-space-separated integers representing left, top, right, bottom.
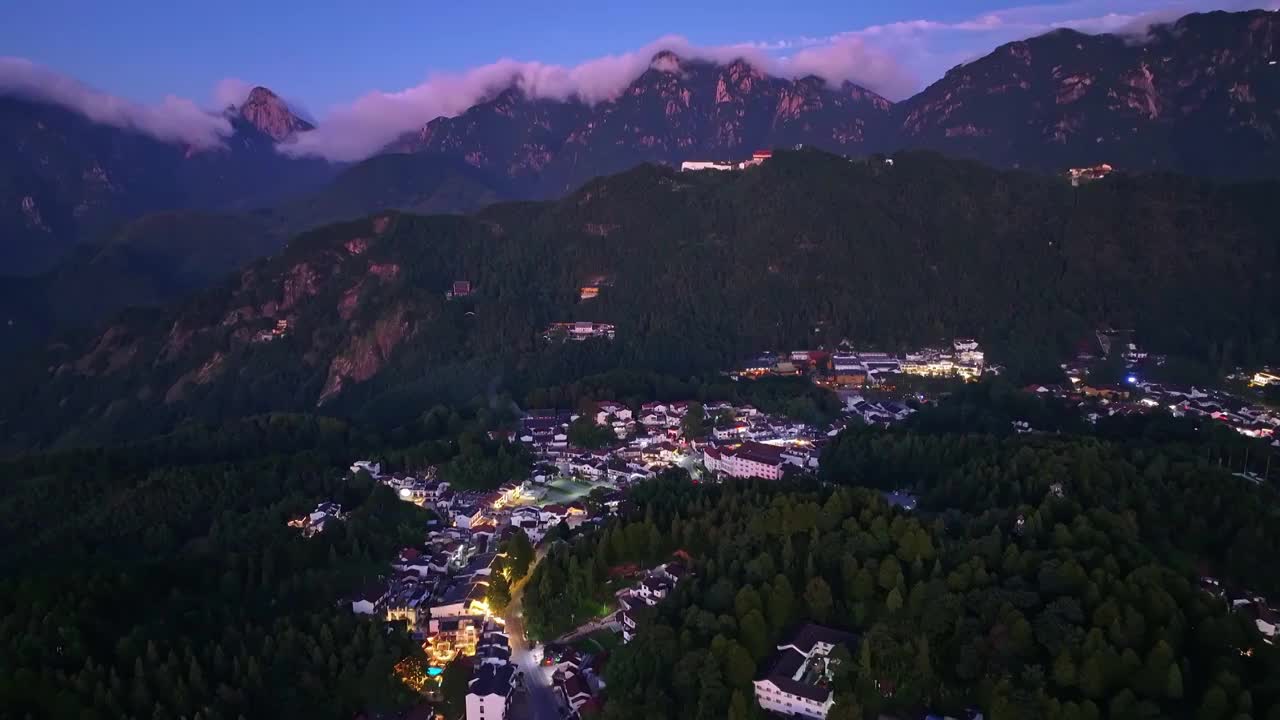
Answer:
505, 548, 561, 720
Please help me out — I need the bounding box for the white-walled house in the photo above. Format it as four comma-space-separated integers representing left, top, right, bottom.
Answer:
753, 624, 856, 719
466, 662, 516, 720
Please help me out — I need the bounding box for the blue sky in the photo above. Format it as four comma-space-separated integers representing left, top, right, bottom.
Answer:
2, 0, 1026, 108
0, 0, 1273, 159
3, 0, 1267, 109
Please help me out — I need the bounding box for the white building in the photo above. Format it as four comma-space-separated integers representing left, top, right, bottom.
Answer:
350, 460, 381, 477
466, 662, 516, 720
351, 583, 388, 615
753, 624, 856, 719
703, 441, 786, 479
680, 160, 735, 171
595, 401, 633, 425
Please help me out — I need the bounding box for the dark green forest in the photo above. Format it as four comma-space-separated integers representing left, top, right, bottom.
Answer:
522, 440, 1280, 720
0, 419, 457, 720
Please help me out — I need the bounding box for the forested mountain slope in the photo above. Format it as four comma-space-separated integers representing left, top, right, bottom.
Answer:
3, 150, 1278, 447
0, 153, 512, 354
0, 90, 334, 275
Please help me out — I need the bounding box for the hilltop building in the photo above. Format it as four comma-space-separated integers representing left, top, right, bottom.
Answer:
681, 150, 773, 172
448, 280, 473, 299
544, 321, 617, 342
1068, 163, 1113, 186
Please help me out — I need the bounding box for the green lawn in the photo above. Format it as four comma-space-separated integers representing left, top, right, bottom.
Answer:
538, 476, 613, 506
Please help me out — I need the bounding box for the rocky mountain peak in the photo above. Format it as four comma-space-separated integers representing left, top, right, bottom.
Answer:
238, 86, 314, 141
650, 50, 683, 73
378, 9, 1276, 185
245, 86, 281, 104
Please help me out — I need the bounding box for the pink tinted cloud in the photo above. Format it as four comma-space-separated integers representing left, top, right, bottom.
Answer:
782, 37, 919, 97
213, 77, 253, 109
804, 0, 1270, 85
281, 35, 905, 162
0, 57, 231, 148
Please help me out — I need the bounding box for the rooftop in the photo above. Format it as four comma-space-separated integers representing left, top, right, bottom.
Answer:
758, 623, 857, 703
468, 663, 516, 697
728, 441, 786, 465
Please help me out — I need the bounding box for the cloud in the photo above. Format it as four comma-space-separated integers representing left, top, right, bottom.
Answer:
286, 0, 1266, 162
213, 77, 253, 109
818, 0, 1271, 82
5, 0, 1268, 161
782, 37, 919, 98
281, 34, 910, 162
0, 57, 231, 148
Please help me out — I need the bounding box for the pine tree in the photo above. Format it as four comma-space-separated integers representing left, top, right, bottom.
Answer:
739, 610, 770, 660
804, 577, 833, 623
1166, 664, 1184, 700
766, 576, 794, 634
1053, 651, 1077, 689
727, 689, 752, 720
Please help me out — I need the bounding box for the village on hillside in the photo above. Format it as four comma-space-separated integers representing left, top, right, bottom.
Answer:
285, 330, 1280, 720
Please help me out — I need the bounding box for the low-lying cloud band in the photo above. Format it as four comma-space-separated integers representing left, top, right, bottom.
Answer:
1, 0, 1272, 162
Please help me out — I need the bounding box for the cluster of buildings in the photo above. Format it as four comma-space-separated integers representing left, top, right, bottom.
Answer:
344, 452, 639, 720
1067, 163, 1114, 186
823, 339, 987, 386
680, 149, 772, 172
1024, 377, 1280, 443
546, 647, 606, 715
1152, 385, 1280, 441
1005, 330, 1280, 447
253, 318, 291, 343
517, 400, 834, 484
615, 560, 690, 642
350, 517, 520, 718
737, 338, 987, 388
543, 321, 617, 342
1198, 577, 1279, 648
360, 459, 572, 532
286, 501, 344, 537
351, 525, 499, 633
841, 396, 916, 426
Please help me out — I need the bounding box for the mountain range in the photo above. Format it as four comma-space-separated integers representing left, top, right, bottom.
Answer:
4, 149, 1277, 448
390, 10, 1280, 194
0, 152, 512, 351
0, 86, 338, 275
0, 9, 1276, 354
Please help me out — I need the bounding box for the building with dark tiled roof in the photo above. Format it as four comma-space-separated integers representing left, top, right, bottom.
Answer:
466, 662, 515, 720
704, 440, 786, 479
753, 624, 856, 718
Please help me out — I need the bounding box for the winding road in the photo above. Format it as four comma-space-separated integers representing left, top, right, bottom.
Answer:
504, 546, 561, 720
